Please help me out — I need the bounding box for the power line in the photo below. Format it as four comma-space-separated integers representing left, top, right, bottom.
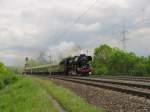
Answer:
94, 8, 147, 49
124, 20, 150, 41
77, 0, 82, 5
122, 7, 146, 24
119, 17, 150, 50
115, 16, 150, 38
109, 14, 150, 39
127, 17, 150, 30
103, 7, 147, 35
98, 13, 149, 49
55, 0, 98, 43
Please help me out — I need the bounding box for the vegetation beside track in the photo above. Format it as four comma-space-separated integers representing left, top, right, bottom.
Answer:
92, 45, 150, 76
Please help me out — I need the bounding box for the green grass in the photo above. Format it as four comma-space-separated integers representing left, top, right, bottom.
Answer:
0, 76, 59, 112
0, 74, 104, 112
34, 77, 104, 112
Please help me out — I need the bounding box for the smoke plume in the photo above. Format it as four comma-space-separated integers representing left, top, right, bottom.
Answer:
46, 41, 81, 64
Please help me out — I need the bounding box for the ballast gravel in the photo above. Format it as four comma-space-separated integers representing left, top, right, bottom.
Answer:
51, 79, 150, 112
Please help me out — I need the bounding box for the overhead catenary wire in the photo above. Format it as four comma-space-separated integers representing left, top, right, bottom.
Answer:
116, 16, 150, 39
54, 0, 98, 44
124, 19, 150, 40
102, 7, 147, 35
77, 0, 82, 5
106, 8, 148, 42
119, 18, 150, 50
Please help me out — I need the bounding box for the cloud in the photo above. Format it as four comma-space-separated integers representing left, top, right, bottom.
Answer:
0, 0, 150, 66
75, 23, 101, 32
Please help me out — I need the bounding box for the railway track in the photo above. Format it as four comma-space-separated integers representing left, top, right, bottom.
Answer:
50, 76, 150, 99
93, 76, 150, 82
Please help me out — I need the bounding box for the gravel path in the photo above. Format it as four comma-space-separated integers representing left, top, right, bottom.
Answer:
51, 79, 150, 112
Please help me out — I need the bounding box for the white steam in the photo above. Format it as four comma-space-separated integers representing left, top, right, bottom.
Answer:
46, 41, 81, 64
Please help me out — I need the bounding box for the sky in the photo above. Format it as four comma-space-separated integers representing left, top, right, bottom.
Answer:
0, 0, 150, 66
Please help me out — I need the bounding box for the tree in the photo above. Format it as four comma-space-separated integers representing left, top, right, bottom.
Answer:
92, 45, 114, 75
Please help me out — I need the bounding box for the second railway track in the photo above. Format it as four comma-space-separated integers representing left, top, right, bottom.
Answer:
49, 76, 150, 99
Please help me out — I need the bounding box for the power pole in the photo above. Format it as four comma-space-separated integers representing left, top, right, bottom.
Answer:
24, 57, 29, 75
48, 52, 53, 76
120, 24, 128, 50
25, 57, 29, 68
142, 8, 146, 22
49, 52, 52, 65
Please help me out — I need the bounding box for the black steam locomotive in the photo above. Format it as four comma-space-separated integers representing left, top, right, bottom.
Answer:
61, 54, 92, 75
24, 54, 92, 76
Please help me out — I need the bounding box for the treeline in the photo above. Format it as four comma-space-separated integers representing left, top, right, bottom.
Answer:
92, 45, 150, 76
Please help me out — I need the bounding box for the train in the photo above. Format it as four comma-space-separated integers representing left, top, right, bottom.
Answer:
24, 54, 92, 76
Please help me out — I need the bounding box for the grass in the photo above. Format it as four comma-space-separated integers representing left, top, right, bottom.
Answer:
0, 76, 60, 112
0, 74, 104, 112
34, 77, 104, 112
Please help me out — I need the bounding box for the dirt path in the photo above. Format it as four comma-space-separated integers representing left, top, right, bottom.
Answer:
48, 95, 66, 112
33, 77, 66, 112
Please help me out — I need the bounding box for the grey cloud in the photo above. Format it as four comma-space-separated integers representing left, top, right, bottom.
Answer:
0, 0, 150, 66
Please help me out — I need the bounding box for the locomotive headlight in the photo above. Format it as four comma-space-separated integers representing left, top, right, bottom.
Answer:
89, 72, 92, 75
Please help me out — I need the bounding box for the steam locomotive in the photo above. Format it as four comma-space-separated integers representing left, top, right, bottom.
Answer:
24, 54, 92, 76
